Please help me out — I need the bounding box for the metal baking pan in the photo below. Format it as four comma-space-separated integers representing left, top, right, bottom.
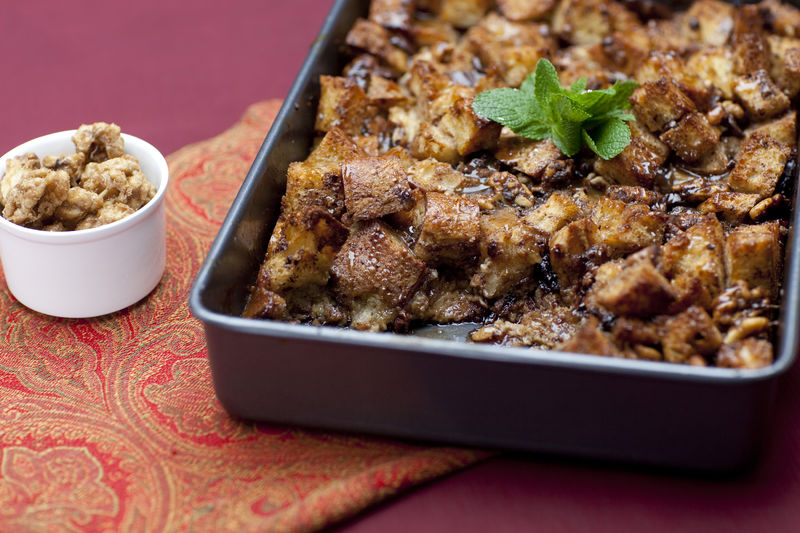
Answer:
189, 0, 800, 470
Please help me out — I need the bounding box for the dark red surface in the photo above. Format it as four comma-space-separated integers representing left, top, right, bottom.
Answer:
4, 1, 800, 531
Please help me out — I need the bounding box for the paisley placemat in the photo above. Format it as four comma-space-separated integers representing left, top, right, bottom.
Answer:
0, 100, 489, 532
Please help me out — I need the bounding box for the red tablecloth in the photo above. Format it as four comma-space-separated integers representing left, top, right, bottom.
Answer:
0, 101, 489, 532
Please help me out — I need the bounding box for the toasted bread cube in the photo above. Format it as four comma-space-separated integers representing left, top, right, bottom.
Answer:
242, 287, 288, 320
408, 272, 485, 324
497, 0, 555, 21
523, 192, 583, 238
588, 28, 652, 76
728, 131, 792, 198
556, 317, 618, 356
342, 155, 414, 221
685, 0, 735, 46
745, 110, 797, 148
659, 112, 720, 163
662, 306, 723, 364
635, 52, 712, 109
661, 215, 727, 309
494, 137, 567, 181
331, 221, 426, 330
594, 122, 670, 188
315, 76, 375, 135
407, 158, 468, 193
439, 0, 492, 29
726, 221, 782, 300
368, 0, 414, 31
413, 192, 480, 266
630, 78, 696, 133
734, 70, 791, 121
256, 207, 350, 293
410, 122, 461, 164
367, 74, 411, 107
686, 47, 736, 100
591, 196, 665, 258
697, 192, 762, 223
593, 257, 676, 317
465, 14, 555, 86
436, 85, 503, 156
346, 19, 408, 72
731, 6, 771, 74
552, 0, 637, 46
549, 217, 599, 299
717, 338, 773, 369
283, 128, 363, 216
411, 18, 459, 47
474, 208, 545, 299
768, 35, 800, 98
760, 0, 800, 38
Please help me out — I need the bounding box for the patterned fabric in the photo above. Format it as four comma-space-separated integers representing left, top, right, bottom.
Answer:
0, 101, 489, 532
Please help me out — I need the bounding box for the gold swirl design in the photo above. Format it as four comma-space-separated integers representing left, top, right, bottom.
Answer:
0, 101, 490, 532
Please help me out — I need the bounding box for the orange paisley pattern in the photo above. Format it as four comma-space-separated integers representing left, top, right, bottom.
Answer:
0, 101, 489, 532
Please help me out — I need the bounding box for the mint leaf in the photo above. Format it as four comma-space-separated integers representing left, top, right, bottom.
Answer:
533, 58, 563, 109
472, 88, 543, 132
471, 59, 638, 160
582, 118, 631, 160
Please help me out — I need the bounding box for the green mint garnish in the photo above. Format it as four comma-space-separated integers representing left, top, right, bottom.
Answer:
472, 58, 638, 160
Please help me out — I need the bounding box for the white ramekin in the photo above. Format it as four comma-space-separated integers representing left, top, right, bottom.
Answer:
0, 130, 169, 318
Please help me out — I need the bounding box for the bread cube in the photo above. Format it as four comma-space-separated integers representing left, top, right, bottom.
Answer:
523, 192, 583, 238
734, 70, 791, 121
745, 110, 797, 148
331, 221, 426, 330
406, 158, 468, 194
731, 6, 771, 75
410, 18, 458, 47
474, 208, 545, 299
494, 137, 570, 182
768, 35, 800, 98
594, 122, 670, 188
283, 128, 363, 216
556, 317, 618, 356
592, 257, 676, 317
591, 196, 665, 258
413, 192, 481, 266
346, 18, 408, 72
342, 155, 414, 221
660, 215, 727, 309
630, 78, 696, 133
685, 0, 735, 46
726, 221, 782, 300
760, 0, 800, 39
497, 0, 555, 21
686, 46, 736, 100
367, 74, 411, 108
588, 28, 652, 76
552, 0, 637, 46
315, 76, 375, 136
697, 192, 762, 223
439, 0, 492, 29
549, 217, 600, 299
408, 272, 485, 324
662, 306, 723, 364
635, 52, 712, 109
728, 130, 792, 198
659, 112, 720, 163
368, 0, 414, 31
256, 207, 350, 293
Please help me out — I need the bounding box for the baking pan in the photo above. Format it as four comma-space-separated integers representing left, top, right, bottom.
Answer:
189, 0, 800, 470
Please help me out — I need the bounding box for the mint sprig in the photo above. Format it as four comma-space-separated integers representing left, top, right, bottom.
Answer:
472, 59, 638, 160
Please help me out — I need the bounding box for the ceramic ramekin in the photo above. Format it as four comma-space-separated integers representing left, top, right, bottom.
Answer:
0, 130, 169, 318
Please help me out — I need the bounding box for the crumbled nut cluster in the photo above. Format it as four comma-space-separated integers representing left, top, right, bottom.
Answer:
0, 122, 156, 231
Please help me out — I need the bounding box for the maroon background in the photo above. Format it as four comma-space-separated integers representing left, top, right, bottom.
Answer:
3, 1, 799, 531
